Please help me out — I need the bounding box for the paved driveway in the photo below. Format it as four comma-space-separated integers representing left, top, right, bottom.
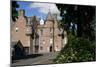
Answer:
11, 52, 59, 66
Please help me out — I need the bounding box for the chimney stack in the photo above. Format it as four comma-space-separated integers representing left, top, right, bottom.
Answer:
18, 10, 25, 16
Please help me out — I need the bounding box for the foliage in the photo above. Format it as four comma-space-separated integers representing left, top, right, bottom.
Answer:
12, 1, 19, 21
56, 4, 77, 34
77, 6, 96, 40
54, 4, 96, 64
54, 35, 96, 63
56, 4, 96, 41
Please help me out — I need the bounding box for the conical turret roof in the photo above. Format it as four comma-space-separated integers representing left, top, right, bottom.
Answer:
46, 11, 53, 21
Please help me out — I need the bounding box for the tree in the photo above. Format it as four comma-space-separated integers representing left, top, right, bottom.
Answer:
11, 1, 19, 21
56, 4, 96, 41
54, 35, 96, 63
56, 4, 77, 35
77, 5, 96, 40
54, 4, 96, 63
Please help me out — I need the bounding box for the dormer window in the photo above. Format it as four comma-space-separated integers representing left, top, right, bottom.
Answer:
40, 18, 44, 25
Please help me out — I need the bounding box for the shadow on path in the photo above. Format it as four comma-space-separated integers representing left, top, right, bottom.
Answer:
12, 54, 43, 63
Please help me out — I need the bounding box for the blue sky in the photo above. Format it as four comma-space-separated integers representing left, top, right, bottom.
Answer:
16, 1, 47, 19
16, 1, 61, 20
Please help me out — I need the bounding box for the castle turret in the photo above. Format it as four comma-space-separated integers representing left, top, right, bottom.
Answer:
46, 11, 53, 21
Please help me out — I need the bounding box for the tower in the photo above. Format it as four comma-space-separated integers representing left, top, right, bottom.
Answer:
46, 8, 55, 52
46, 10, 53, 21
26, 17, 33, 54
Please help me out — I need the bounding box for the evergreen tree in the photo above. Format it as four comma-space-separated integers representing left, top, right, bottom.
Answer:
12, 1, 19, 21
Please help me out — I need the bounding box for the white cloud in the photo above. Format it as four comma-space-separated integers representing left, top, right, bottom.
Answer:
29, 2, 62, 20
29, 2, 60, 16
57, 15, 62, 20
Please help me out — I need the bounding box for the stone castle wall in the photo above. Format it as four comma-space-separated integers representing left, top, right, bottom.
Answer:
11, 10, 66, 54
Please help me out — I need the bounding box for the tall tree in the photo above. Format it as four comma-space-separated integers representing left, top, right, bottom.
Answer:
54, 4, 96, 64
12, 1, 19, 21
77, 5, 96, 40
56, 4, 77, 35
56, 4, 96, 40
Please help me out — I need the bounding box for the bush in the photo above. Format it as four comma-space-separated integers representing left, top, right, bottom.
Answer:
54, 35, 96, 63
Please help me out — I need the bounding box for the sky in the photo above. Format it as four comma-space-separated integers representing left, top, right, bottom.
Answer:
16, 1, 61, 20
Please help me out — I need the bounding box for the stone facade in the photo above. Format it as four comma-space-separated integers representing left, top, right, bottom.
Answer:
11, 10, 67, 54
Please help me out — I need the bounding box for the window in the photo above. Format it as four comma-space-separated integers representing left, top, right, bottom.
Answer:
15, 27, 18, 32
40, 46, 43, 50
43, 40, 45, 44
50, 38, 53, 44
40, 29, 43, 35
24, 47, 29, 54
50, 27, 52, 33
27, 28, 29, 32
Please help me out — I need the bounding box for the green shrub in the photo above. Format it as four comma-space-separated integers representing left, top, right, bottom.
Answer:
54, 35, 96, 63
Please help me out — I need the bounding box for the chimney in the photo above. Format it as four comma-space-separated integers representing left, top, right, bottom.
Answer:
18, 10, 25, 16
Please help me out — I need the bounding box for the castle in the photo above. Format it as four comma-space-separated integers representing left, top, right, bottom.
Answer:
11, 10, 67, 55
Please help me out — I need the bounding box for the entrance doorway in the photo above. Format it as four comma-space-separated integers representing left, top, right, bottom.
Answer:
35, 45, 39, 53
50, 46, 52, 52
